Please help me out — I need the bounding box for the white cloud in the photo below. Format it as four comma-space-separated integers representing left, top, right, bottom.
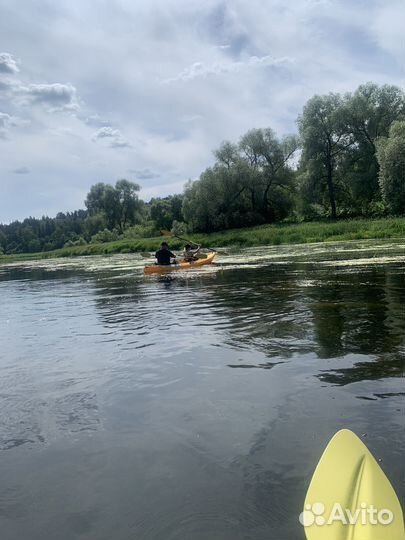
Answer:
0, 77, 19, 95
92, 126, 131, 149
0, 112, 12, 127
0, 113, 10, 138
163, 55, 293, 83
128, 167, 160, 180
83, 114, 110, 128
0, 111, 23, 138
92, 126, 120, 139
110, 138, 131, 149
22, 82, 79, 111
0, 52, 19, 74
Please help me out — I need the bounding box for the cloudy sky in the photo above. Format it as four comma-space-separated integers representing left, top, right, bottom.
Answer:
0, 0, 404, 222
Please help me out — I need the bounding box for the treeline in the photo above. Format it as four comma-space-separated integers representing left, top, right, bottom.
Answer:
183, 83, 405, 231
0, 180, 184, 254
1, 83, 404, 254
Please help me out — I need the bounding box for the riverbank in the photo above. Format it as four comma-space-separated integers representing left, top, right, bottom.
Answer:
1, 217, 403, 263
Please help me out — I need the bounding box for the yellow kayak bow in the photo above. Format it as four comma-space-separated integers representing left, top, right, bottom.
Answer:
303, 429, 405, 540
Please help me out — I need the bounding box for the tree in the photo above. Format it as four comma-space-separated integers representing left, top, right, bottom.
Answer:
85, 180, 142, 231
85, 183, 108, 215
341, 83, 405, 208
239, 128, 298, 221
183, 128, 297, 232
345, 83, 404, 150
149, 194, 184, 230
83, 213, 107, 240
0, 230, 7, 253
115, 179, 142, 231
182, 171, 232, 232
298, 94, 353, 218
376, 121, 405, 214
214, 141, 240, 168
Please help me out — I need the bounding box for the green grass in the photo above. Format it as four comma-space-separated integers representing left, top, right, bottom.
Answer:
1, 217, 404, 264
201, 217, 405, 248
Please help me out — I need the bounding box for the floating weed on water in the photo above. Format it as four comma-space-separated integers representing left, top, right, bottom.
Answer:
320, 256, 405, 267
0, 239, 403, 277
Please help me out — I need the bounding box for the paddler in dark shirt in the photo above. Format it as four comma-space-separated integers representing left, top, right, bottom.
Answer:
155, 242, 176, 265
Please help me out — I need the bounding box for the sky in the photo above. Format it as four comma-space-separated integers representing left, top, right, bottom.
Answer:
0, 0, 404, 223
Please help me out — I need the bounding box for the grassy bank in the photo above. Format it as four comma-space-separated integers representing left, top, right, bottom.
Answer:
1, 217, 403, 263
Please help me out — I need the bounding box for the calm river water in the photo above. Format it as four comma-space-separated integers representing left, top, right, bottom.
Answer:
0, 239, 404, 540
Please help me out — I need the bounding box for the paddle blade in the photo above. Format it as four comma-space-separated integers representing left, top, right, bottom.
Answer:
303, 429, 404, 540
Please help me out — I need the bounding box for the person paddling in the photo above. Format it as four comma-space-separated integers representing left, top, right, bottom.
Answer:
155, 242, 176, 265
183, 243, 201, 262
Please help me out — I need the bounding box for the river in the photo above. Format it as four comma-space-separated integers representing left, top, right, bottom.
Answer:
0, 239, 404, 540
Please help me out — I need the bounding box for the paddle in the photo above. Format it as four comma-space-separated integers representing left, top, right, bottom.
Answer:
160, 229, 220, 254
302, 429, 404, 540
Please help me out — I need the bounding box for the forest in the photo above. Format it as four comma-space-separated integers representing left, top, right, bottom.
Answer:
1, 82, 404, 255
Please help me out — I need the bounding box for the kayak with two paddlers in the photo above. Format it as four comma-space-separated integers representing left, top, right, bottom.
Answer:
144, 236, 216, 274
144, 250, 216, 274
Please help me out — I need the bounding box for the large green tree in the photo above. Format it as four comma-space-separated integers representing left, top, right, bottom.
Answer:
115, 179, 142, 231
85, 180, 142, 231
298, 94, 353, 219
149, 194, 184, 230
376, 121, 405, 214
183, 128, 297, 232
239, 128, 298, 221
341, 83, 405, 209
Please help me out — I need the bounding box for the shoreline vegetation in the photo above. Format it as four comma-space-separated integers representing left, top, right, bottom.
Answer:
1, 84, 404, 258
180, 93, 404, 232
1, 217, 403, 264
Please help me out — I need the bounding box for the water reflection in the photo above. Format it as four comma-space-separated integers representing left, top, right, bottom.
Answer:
317, 354, 404, 385
309, 268, 405, 358
227, 361, 283, 369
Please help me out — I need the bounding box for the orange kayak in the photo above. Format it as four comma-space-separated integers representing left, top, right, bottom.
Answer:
144, 252, 216, 274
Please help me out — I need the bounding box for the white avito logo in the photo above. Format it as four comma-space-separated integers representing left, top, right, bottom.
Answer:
299, 502, 394, 527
